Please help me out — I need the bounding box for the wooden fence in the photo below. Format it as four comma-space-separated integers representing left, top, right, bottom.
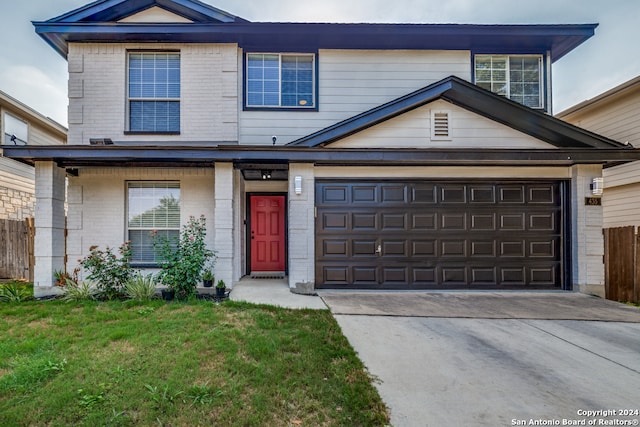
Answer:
0, 218, 35, 281
603, 226, 639, 303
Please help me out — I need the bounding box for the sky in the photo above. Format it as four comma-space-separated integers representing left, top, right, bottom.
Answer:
0, 0, 639, 127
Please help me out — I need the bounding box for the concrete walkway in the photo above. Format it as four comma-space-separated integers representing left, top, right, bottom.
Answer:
229, 277, 327, 310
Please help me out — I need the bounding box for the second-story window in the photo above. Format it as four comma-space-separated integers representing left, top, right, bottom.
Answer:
3, 113, 28, 145
474, 55, 543, 109
128, 52, 180, 133
246, 53, 315, 109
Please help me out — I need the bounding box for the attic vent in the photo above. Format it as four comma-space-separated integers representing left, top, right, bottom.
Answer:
431, 110, 451, 140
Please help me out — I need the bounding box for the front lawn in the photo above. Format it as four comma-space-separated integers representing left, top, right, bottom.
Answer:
0, 299, 389, 426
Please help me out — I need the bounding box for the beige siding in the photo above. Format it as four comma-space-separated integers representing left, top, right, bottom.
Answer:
117, 7, 193, 23
329, 100, 554, 149
602, 183, 640, 228
314, 166, 571, 179
560, 82, 640, 228
0, 98, 64, 219
239, 49, 471, 145
67, 43, 238, 145
562, 86, 640, 147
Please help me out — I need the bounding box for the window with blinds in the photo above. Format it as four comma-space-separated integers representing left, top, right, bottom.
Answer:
127, 182, 180, 263
128, 52, 180, 132
246, 53, 315, 109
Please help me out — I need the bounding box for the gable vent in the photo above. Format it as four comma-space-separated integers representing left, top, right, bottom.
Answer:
431, 110, 451, 140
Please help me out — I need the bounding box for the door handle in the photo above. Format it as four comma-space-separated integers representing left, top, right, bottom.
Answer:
376, 244, 382, 255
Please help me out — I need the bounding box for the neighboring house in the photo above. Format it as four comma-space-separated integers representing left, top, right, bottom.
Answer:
557, 76, 640, 229
5, 0, 639, 297
0, 91, 67, 220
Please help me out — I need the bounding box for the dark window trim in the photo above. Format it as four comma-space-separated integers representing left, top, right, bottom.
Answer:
124, 131, 181, 136
242, 50, 319, 112
471, 51, 548, 112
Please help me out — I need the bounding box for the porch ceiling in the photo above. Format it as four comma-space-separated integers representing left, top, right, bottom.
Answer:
3, 145, 640, 168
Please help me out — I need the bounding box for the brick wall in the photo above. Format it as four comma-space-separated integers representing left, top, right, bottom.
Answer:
67, 43, 238, 145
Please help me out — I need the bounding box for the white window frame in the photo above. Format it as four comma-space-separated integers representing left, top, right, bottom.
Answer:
127, 181, 180, 264
3, 112, 28, 145
245, 52, 316, 109
126, 51, 181, 133
474, 54, 544, 109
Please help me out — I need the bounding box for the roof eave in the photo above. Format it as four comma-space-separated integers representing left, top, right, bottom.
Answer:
3, 145, 639, 168
32, 22, 597, 61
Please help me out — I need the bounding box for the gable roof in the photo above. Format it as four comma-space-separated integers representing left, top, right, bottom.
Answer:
34, 0, 596, 60
288, 76, 627, 150
46, 0, 247, 24
556, 75, 640, 118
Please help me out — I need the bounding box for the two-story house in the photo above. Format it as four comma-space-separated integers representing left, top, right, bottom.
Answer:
0, 90, 66, 220
5, 0, 639, 297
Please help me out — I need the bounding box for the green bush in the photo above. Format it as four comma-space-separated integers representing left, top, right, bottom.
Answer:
153, 215, 215, 300
62, 279, 98, 302
124, 274, 157, 301
78, 242, 136, 300
0, 281, 32, 302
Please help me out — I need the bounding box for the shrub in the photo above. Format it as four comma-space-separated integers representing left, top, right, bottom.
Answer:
153, 215, 214, 300
124, 274, 157, 301
0, 281, 32, 302
62, 279, 98, 302
78, 242, 136, 300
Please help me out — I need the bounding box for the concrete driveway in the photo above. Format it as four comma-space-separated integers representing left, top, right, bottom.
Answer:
320, 292, 640, 427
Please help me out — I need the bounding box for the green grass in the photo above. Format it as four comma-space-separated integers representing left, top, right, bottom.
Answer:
0, 299, 389, 426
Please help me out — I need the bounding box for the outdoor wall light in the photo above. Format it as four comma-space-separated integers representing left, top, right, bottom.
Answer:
294, 175, 302, 195
261, 170, 272, 180
590, 177, 603, 196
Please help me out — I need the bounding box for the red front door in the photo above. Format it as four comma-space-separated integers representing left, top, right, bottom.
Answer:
250, 195, 286, 272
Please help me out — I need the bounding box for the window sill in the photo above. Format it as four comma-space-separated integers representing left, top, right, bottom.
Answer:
124, 131, 180, 135
130, 263, 161, 269
243, 106, 318, 112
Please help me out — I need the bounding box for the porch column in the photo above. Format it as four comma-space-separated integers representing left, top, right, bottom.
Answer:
288, 163, 315, 293
33, 161, 66, 297
214, 162, 234, 288
571, 164, 605, 296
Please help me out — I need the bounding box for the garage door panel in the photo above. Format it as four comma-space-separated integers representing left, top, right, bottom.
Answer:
471, 214, 496, 230
411, 185, 437, 203
382, 213, 406, 230
499, 186, 525, 203
413, 213, 437, 230
470, 186, 496, 203
352, 240, 377, 257
529, 185, 556, 203
353, 213, 376, 229
322, 212, 348, 229
471, 241, 496, 257
316, 180, 565, 290
441, 240, 466, 256
441, 213, 466, 229
471, 267, 497, 284
352, 185, 377, 203
440, 185, 466, 203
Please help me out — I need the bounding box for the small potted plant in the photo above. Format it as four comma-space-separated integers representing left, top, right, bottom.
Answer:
202, 270, 214, 288
215, 279, 226, 297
